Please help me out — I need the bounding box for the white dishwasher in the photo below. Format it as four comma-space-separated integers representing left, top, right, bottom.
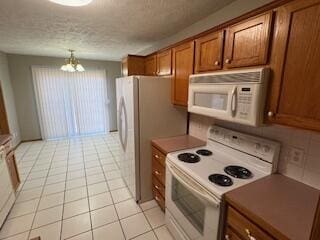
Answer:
0, 146, 15, 227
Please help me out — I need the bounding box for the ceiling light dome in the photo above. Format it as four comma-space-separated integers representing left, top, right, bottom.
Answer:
49, 0, 93, 7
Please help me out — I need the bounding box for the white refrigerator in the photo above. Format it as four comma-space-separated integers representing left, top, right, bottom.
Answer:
116, 76, 187, 202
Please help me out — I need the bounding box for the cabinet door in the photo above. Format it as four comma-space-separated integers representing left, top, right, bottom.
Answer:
268, 0, 320, 131
0, 84, 9, 134
145, 54, 157, 76
224, 12, 272, 68
122, 55, 145, 76
121, 58, 128, 76
6, 152, 20, 191
195, 31, 224, 73
156, 49, 172, 76
172, 41, 195, 106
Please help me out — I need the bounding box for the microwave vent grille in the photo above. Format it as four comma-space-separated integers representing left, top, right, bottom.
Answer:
190, 71, 262, 84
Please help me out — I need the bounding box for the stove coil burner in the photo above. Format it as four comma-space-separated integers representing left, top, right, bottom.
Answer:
224, 165, 252, 179
177, 153, 200, 163
208, 174, 233, 187
196, 149, 213, 156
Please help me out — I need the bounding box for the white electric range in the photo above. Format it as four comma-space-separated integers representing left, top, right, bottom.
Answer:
165, 125, 280, 240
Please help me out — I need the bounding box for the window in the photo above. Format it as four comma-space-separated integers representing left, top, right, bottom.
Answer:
32, 66, 109, 139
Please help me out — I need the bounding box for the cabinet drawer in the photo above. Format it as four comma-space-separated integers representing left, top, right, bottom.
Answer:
3, 140, 12, 156
152, 175, 165, 198
152, 147, 166, 166
152, 158, 165, 185
153, 188, 165, 211
227, 207, 274, 240
225, 227, 242, 240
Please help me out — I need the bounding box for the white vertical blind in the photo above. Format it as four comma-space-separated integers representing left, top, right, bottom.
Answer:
32, 66, 109, 139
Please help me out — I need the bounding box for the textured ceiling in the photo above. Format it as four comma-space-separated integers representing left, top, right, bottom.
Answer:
0, 0, 235, 61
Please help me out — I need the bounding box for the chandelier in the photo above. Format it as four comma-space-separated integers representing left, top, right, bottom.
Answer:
61, 50, 85, 72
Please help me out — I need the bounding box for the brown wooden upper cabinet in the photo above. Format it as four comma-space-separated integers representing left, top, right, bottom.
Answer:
145, 54, 157, 76
194, 30, 224, 73
224, 12, 272, 68
267, 0, 320, 131
172, 41, 195, 106
156, 49, 172, 76
121, 55, 145, 76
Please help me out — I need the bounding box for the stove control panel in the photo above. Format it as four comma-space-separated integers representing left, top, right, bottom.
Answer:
208, 125, 280, 164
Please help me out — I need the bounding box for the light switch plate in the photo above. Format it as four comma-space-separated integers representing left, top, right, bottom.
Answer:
287, 147, 305, 167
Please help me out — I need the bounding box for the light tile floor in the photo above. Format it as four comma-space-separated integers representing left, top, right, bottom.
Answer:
0, 133, 174, 240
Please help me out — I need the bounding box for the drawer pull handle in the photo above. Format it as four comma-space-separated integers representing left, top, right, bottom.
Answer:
154, 170, 161, 176
225, 235, 230, 240
154, 154, 160, 159
245, 229, 256, 240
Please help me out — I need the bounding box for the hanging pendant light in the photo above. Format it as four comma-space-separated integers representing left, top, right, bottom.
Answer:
61, 50, 85, 72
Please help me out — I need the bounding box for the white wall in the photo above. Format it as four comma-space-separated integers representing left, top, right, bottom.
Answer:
189, 114, 320, 190
0, 52, 21, 146
7, 54, 121, 141
138, 0, 274, 55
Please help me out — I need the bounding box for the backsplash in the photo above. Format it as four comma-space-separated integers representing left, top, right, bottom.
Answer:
189, 113, 320, 190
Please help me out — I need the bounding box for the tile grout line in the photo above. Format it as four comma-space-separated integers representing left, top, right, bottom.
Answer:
81, 137, 95, 240
98, 135, 128, 240
26, 140, 58, 240
58, 138, 71, 240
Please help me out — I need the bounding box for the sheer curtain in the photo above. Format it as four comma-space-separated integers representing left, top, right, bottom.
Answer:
32, 66, 109, 139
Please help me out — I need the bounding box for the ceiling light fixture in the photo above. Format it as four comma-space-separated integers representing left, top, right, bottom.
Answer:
49, 0, 93, 7
61, 50, 85, 72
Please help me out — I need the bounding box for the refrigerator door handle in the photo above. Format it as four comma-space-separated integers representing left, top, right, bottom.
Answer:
118, 96, 128, 151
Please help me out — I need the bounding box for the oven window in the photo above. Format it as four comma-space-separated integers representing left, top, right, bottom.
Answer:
172, 176, 205, 234
194, 92, 228, 110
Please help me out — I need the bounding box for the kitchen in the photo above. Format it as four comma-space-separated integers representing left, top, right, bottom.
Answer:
0, 0, 319, 240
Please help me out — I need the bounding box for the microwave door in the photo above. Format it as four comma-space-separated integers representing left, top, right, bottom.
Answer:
188, 84, 235, 120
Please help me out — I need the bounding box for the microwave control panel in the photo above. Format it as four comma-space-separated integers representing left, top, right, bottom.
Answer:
237, 87, 253, 119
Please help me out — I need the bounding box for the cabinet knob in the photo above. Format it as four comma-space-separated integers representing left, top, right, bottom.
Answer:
267, 111, 274, 117
154, 154, 159, 159
225, 235, 230, 240
225, 59, 231, 64
245, 229, 256, 240
154, 170, 161, 176
155, 185, 160, 190
214, 60, 220, 66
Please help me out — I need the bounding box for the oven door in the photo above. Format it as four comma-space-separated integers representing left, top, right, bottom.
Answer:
188, 84, 237, 121
165, 161, 221, 240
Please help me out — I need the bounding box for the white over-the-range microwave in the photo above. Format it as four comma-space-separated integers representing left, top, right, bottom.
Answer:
188, 67, 269, 126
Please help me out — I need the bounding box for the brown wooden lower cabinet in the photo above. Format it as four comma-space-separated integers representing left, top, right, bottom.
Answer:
225, 227, 242, 240
6, 150, 20, 191
151, 145, 166, 211
225, 206, 275, 240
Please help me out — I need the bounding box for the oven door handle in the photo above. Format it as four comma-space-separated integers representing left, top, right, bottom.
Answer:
231, 86, 237, 117
167, 161, 220, 208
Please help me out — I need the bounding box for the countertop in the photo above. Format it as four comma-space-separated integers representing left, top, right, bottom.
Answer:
151, 135, 206, 154
0, 134, 12, 146
225, 174, 320, 240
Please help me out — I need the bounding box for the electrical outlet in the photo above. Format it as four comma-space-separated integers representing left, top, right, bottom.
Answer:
287, 147, 305, 167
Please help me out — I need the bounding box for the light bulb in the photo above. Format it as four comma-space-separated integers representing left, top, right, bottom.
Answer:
76, 64, 85, 72
49, 0, 93, 7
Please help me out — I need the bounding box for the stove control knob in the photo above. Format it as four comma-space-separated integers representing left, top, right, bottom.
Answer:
254, 143, 261, 150
263, 145, 271, 153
